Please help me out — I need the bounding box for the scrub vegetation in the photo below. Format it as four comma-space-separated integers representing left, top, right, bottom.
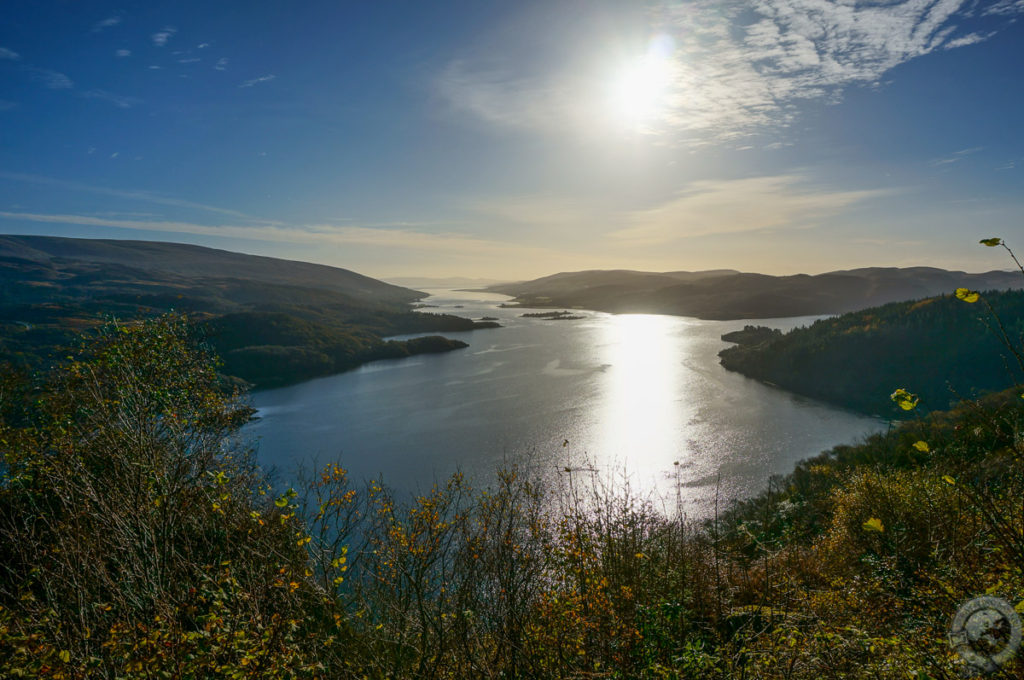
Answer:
1, 240, 1023, 678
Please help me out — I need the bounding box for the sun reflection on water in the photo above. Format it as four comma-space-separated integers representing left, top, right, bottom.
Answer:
595, 314, 690, 487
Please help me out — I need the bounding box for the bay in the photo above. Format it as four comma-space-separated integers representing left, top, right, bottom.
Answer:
245, 289, 885, 517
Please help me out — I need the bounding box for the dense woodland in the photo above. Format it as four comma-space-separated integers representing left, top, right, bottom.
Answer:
719, 288, 1024, 414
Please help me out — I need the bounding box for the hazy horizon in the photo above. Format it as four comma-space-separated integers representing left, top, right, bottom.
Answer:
2, 1, 1023, 279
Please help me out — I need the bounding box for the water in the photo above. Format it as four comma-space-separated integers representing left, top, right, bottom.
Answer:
245, 289, 885, 517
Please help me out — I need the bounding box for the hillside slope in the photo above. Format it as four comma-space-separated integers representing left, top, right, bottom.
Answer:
0, 235, 416, 304
718, 289, 1024, 414
0, 235, 497, 387
486, 267, 1023, 319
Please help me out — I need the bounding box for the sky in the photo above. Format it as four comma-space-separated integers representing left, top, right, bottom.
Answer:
1, 0, 1023, 280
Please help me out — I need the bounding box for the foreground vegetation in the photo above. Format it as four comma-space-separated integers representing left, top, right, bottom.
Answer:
1, 310, 1022, 679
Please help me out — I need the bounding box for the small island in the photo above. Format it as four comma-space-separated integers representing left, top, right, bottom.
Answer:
520, 310, 586, 320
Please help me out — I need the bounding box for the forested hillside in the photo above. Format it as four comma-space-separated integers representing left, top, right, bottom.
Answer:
0, 235, 497, 387
719, 288, 1024, 414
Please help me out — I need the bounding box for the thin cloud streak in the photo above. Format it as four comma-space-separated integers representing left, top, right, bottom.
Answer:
27, 67, 73, 89
0, 211, 555, 260
82, 90, 140, 109
0, 172, 267, 222
92, 16, 122, 33
0, 47, 20, 60
239, 74, 276, 88
610, 175, 890, 244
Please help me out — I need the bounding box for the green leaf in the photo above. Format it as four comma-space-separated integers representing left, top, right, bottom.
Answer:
954, 287, 980, 303
942, 475, 956, 486
912, 440, 930, 452
863, 517, 885, 533
980, 237, 1003, 247
274, 496, 288, 508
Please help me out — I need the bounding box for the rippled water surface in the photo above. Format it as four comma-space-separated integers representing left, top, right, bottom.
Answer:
246, 290, 884, 517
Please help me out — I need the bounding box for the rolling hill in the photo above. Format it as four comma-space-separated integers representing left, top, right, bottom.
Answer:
485, 267, 1023, 319
0, 235, 498, 387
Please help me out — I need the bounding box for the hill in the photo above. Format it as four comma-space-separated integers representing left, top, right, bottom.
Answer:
0, 235, 498, 387
484, 266, 1023, 319
718, 288, 1024, 414
0, 234, 416, 304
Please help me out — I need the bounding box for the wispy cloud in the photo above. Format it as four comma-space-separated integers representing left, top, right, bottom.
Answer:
609, 175, 889, 244
0, 100, 17, 111
0, 172, 264, 222
82, 89, 140, 109
151, 27, 177, 47
92, 16, 121, 33
115, 49, 131, 58
440, 0, 1024, 144
239, 74, 275, 88
27, 67, 73, 89
984, 0, 1024, 16
0, 47, 20, 60
0, 211, 553, 261
214, 57, 228, 71
437, 60, 589, 133
178, 57, 200, 64
930, 146, 985, 166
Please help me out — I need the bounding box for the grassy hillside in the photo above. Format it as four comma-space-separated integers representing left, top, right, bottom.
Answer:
0, 234, 418, 304
0, 235, 498, 387
719, 288, 1024, 414
486, 266, 1023, 319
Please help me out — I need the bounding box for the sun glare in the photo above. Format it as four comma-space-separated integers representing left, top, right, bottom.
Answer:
606, 35, 676, 129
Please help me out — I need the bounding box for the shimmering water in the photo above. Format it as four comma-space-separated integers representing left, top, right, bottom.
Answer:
245, 289, 884, 517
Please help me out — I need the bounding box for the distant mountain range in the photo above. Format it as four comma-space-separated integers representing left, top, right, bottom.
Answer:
0, 235, 497, 388
483, 267, 1024, 319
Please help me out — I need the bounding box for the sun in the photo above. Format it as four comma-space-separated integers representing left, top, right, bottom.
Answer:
606, 36, 675, 129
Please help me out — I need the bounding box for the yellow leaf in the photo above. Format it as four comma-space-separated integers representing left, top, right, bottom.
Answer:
912, 440, 930, 452
59, 650, 70, 663
942, 475, 956, 486
980, 238, 1003, 247
863, 517, 885, 533
274, 497, 288, 508
890, 388, 919, 411
955, 287, 979, 303
1015, 601, 1024, 614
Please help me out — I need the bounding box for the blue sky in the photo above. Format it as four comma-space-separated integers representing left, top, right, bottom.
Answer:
1, 0, 1023, 279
